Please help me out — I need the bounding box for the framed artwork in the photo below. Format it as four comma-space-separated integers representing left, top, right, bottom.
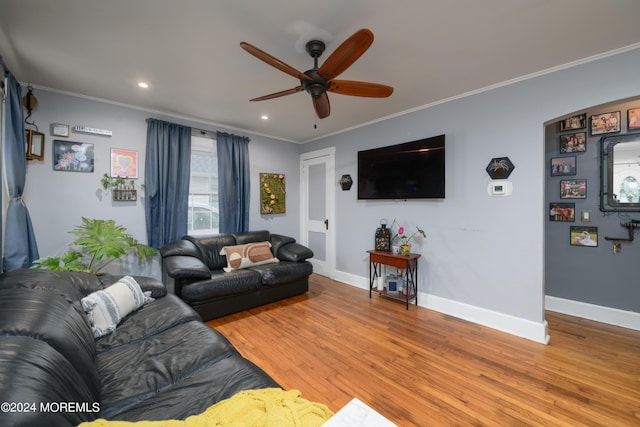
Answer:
560, 179, 587, 199
260, 173, 286, 214
559, 132, 586, 153
590, 111, 621, 135
549, 202, 575, 222
550, 156, 576, 176
628, 107, 640, 131
51, 123, 70, 137
559, 113, 586, 131
110, 148, 138, 178
570, 226, 598, 247
53, 140, 94, 172
581, 210, 592, 222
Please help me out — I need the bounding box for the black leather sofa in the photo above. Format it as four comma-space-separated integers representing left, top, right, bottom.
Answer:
160, 230, 313, 321
0, 269, 279, 426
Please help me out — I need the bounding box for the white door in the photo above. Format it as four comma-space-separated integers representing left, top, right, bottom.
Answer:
300, 147, 335, 277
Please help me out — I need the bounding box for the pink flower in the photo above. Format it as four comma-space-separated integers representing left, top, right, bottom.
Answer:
398, 227, 404, 235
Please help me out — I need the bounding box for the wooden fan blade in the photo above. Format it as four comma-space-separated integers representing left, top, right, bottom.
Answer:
241, 42, 312, 81
328, 80, 393, 98
250, 86, 304, 101
313, 92, 330, 119
317, 29, 374, 81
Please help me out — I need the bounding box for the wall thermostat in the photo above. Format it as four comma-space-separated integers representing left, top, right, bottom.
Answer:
487, 181, 513, 197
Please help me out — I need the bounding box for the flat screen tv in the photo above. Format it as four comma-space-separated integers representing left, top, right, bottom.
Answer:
358, 134, 445, 200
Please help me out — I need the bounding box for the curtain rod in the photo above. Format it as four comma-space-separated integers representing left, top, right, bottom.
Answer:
193, 127, 216, 138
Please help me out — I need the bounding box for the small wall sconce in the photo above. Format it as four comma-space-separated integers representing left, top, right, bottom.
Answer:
25, 129, 45, 161
339, 174, 353, 191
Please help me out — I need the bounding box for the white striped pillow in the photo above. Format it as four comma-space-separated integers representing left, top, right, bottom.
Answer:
81, 276, 154, 338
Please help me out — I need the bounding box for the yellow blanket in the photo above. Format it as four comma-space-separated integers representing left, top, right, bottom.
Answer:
79, 388, 334, 427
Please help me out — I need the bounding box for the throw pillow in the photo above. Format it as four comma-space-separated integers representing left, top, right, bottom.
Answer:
81, 275, 154, 338
219, 241, 279, 272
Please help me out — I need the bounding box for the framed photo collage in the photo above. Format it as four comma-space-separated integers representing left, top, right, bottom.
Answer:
550, 106, 640, 248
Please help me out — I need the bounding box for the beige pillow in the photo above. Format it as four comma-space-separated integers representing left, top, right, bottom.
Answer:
219, 241, 279, 272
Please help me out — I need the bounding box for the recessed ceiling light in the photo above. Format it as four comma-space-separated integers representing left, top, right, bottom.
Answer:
261, 115, 269, 120
138, 82, 149, 89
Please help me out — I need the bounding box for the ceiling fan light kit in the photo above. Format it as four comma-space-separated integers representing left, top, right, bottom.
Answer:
240, 28, 393, 120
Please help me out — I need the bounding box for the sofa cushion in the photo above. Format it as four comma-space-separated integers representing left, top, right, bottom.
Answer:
97, 321, 239, 419
232, 230, 271, 244
0, 336, 100, 426
249, 261, 314, 286
180, 269, 262, 302
81, 276, 154, 338
0, 288, 101, 401
219, 241, 279, 272
185, 234, 236, 271
95, 294, 201, 353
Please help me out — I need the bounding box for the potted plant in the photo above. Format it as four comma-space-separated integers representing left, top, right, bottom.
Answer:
32, 217, 157, 274
390, 219, 426, 256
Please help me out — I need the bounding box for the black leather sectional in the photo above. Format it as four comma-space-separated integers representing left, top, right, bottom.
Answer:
160, 230, 314, 321
0, 269, 279, 426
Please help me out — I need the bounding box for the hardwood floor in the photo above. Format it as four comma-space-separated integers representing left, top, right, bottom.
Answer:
207, 274, 640, 426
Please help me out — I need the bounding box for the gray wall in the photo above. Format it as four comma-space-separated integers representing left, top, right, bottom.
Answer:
545, 97, 640, 312
23, 89, 303, 279
301, 47, 640, 338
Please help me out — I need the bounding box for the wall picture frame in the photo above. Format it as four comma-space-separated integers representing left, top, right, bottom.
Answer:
559, 113, 586, 131
559, 132, 586, 153
550, 156, 576, 176
590, 111, 621, 135
260, 173, 286, 214
53, 140, 94, 172
51, 123, 70, 137
549, 202, 575, 222
560, 179, 587, 199
570, 226, 598, 247
110, 148, 138, 178
628, 107, 640, 131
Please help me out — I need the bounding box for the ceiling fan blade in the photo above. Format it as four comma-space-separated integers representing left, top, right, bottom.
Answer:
250, 86, 304, 101
240, 42, 312, 81
317, 29, 374, 81
313, 92, 330, 119
328, 80, 393, 98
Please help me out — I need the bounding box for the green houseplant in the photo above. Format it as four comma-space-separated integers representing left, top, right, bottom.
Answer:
33, 217, 157, 274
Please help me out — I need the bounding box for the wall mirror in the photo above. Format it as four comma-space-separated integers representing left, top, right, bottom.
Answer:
601, 132, 640, 211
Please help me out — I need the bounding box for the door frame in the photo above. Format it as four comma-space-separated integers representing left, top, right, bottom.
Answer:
300, 147, 336, 278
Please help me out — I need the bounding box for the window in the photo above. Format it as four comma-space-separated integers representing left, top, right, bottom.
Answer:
188, 134, 219, 235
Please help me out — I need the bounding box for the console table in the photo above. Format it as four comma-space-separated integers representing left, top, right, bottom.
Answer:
367, 250, 421, 310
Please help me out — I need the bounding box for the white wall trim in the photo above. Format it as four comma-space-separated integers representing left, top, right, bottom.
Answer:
545, 296, 640, 331
330, 270, 550, 344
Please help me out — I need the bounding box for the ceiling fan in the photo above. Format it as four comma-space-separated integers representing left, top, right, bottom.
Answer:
240, 28, 393, 119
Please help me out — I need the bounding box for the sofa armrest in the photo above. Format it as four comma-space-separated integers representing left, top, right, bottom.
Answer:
132, 275, 168, 298
270, 234, 296, 255
163, 256, 211, 280
277, 242, 314, 262
160, 239, 201, 258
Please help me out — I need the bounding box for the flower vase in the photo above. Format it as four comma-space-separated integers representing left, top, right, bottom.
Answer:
399, 244, 411, 256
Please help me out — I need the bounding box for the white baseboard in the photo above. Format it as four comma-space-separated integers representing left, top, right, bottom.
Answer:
328, 270, 550, 344
545, 296, 640, 331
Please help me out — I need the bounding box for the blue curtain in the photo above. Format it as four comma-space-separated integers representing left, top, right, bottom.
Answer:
217, 131, 250, 233
144, 119, 191, 248
3, 73, 39, 270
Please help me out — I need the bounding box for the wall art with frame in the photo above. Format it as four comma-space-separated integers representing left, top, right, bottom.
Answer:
110, 148, 138, 178
628, 107, 640, 131
590, 111, 621, 135
550, 156, 576, 176
559, 132, 586, 153
549, 202, 575, 222
260, 173, 286, 214
570, 226, 598, 247
560, 179, 587, 199
52, 140, 94, 172
559, 113, 586, 131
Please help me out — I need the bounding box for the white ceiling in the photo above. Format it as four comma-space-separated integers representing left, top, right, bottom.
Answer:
1, 0, 640, 143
